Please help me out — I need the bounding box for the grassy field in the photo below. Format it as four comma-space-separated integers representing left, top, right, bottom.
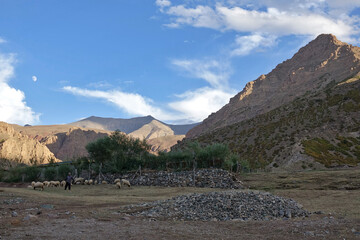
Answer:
0, 168, 359, 239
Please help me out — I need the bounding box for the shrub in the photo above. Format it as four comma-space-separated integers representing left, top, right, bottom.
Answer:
23, 166, 41, 182
58, 164, 72, 180
44, 167, 57, 180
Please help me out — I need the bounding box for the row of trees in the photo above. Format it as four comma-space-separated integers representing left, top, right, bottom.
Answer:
0, 131, 251, 182
79, 131, 250, 174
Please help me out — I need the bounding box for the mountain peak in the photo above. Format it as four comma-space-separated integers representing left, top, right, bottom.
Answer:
187, 34, 360, 138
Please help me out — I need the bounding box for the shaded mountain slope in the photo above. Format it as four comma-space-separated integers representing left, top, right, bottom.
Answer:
187, 34, 360, 138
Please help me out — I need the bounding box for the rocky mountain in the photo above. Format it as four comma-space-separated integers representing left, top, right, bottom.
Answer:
178, 34, 360, 170
187, 34, 360, 138
0, 122, 60, 165
70, 115, 199, 135
147, 135, 185, 154
13, 125, 111, 161
128, 120, 174, 140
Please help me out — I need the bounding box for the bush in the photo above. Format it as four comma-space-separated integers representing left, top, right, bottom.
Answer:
4, 166, 23, 182
44, 167, 57, 180
23, 166, 41, 182
58, 164, 72, 180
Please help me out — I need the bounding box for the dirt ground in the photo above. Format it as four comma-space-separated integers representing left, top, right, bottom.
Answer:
1, 169, 360, 239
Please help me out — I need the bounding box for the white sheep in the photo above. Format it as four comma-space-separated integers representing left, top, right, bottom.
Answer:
115, 182, 121, 189
121, 179, 131, 187
51, 181, 60, 187
94, 180, 98, 185
27, 185, 33, 189
102, 180, 108, 184
43, 181, 49, 187
84, 180, 89, 185
74, 177, 85, 185
89, 179, 93, 185
114, 178, 121, 184
60, 180, 66, 187
33, 182, 44, 191
31, 181, 36, 187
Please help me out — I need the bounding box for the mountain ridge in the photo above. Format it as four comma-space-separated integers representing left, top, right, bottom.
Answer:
187, 34, 360, 138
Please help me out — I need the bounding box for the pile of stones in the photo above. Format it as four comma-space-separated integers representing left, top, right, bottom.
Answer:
126, 191, 309, 221
105, 169, 242, 189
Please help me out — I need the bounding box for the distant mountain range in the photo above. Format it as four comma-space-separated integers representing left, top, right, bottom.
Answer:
179, 34, 360, 171
0, 116, 199, 164
70, 115, 199, 135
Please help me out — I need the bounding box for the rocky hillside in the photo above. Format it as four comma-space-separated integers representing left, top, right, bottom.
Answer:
147, 135, 185, 153
178, 34, 360, 170
187, 34, 360, 138
128, 120, 174, 140
0, 122, 59, 165
14, 125, 111, 161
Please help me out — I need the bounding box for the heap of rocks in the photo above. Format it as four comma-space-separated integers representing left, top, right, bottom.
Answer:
126, 191, 309, 221
104, 169, 242, 189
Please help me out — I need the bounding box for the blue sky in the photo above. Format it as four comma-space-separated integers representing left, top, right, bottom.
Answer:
0, 0, 359, 125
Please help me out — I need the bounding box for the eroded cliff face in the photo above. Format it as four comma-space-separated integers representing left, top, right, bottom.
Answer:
0, 122, 59, 165
43, 128, 109, 160
187, 34, 360, 138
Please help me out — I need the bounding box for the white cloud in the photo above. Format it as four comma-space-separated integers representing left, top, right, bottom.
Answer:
171, 59, 230, 88
63, 86, 175, 121
63, 58, 236, 123
231, 33, 277, 56
0, 37, 6, 44
32, 75, 37, 82
156, 0, 171, 8
157, 1, 360, 54
169, 87, 235, 122
0, 54, 39, 125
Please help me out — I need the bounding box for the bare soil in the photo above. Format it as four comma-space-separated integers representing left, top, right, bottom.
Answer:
1, 169, 360, 239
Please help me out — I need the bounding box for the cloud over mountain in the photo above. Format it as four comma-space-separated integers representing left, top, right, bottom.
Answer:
0, 52, 39, 125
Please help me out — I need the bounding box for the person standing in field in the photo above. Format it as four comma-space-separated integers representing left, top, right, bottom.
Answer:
65, 172, 73, 190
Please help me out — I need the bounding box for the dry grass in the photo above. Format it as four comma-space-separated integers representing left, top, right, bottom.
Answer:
240, 168, 360, 219
0, 185, 220, 207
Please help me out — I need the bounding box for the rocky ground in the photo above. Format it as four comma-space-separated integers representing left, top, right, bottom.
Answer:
126, 191, 309, 221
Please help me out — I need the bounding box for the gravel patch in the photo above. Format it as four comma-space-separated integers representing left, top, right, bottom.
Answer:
125, 190, 309, 221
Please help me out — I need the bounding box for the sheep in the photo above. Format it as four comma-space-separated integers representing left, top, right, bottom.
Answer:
114, 178, 121, 184
33, 182, 44, 191
115, 182, 121, 189
60, 180, 66, 187
27, 185, 33, 189
121, 179, 131, 187
84, 180, 89, 185
89, 179, 93, 185
50, 181, 60, 187
102, 180, 108, 184
74, 177, 85, 185
31, 181, 36, 187
42, 181, 49, 187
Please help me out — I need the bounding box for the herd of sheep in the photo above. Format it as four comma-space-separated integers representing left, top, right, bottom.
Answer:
29, 178, 131, 191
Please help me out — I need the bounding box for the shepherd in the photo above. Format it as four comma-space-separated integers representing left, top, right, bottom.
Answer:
65, 172, 74, 191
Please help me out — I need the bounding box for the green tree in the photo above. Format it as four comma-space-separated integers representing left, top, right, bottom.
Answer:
86, 131, 150, 172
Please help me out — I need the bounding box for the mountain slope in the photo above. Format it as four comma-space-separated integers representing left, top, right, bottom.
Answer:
128, 120, 174, 140
14, 125, 111, 161
178, 74, 360, 170
0, 122, 60, 165
187, 34, 360, 138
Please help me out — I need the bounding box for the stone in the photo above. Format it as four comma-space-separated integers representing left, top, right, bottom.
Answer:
11, 211, 17, 217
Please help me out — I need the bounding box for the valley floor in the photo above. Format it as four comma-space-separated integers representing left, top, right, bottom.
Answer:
1, 168, 360, 239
